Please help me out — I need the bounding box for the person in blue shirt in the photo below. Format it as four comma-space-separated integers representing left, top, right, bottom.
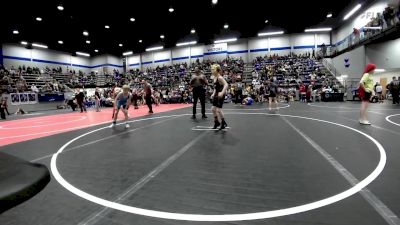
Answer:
110, 85, 132, 129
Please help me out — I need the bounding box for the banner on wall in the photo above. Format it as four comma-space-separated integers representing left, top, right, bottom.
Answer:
206, 43, 227, 54
38, 93, 65, 102
10, 93, 38, 105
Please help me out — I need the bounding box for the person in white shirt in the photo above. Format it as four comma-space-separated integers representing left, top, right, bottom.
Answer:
31, 84, 39, 93
374, 82, 383, 103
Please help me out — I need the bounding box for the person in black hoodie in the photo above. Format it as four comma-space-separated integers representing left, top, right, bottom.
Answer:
75, 89, 87, 113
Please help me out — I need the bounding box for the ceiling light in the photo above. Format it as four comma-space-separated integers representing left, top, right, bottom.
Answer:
139, 40, 142, 43
146, 46, 164, 52
169, 7, 174, 13
191, 29, 196, 34
176, 41, 197, 47
13, 30, 19, 34
212, 0, 218, 4
224, 24, 229, 29
57, 5, 64, 11
364, 26, 382, 30
214, 38, 237, 44
130, 18, 135, 22
160, 35, 165, 39
258, 31, 284, 36
21, 41, 28, 45
83, 31, 89, 36
119, 44, 123, 47
36, 17, 42, 21
58, 40, 63, 44
123, 51, 133, 56
94, 49, 99, 52
343, 4, 362, 20
86, 40, 91, 44
105, 25, 110, 29
76, 52, 90, 57
265, 20, 269, 23
305, 28, 332, 32
327, 13, 332, 18
32, 43, 48, 49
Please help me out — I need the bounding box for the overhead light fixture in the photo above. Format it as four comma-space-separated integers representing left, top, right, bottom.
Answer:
258, 31, 284, 36
375, 69, 385, 72
36, 17, 42, 21
21, 41, 28, 45
265, 20, 269, 23
343, 4, 362, 20
94, 49, 99, 52
214, 38, 237, 44
146, 46, 164, 52
160, 35, 165, 39
305, 28, 332, 32
123, 51, 133, 56
364, 26, 382, 30
224, 24, 229, 29
58, 40, 63, 44
176, 41, 197, 47
83, 31, 89, 36
119, 43, 123, 47
105, 25, 110, 29
327, 13, 332, 18
86, 40, 91, 44
32, 43, 48, 49
130, 18, 135, 22
139, 40, 143, 43
57, 5, 64, 11
76, 52, 90, 57
169, 7, 174, 12
212, 0, 218, 4
191, 29, 196, 34
13, 30, 19, 34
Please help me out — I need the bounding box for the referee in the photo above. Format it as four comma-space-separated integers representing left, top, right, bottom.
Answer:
190, 66, 208, 119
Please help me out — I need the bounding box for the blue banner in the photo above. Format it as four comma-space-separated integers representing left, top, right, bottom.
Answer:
38, 93, 65, 102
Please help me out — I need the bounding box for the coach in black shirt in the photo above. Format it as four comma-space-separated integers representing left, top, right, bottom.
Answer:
190, 67, 208, 119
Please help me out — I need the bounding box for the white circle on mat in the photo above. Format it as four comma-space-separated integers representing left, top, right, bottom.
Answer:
50, 113, 386, 221
385, 114, 400, 127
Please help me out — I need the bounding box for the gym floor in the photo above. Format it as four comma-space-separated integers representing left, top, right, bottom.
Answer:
1, 101, 400, 225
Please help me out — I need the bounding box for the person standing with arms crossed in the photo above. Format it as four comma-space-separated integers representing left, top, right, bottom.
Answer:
211, 64, 229, 130
190, 66, 208, 119
142, 79, 153, 114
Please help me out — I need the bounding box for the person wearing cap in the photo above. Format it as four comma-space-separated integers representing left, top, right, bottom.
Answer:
359, 63, 376, 125
110, 85, 132, 129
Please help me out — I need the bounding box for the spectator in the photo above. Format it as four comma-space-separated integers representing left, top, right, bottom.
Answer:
0, 95, 7, 119
31, 84, 39, 93
374, 82, 384, 103
75, 89, 87, 113
387, 76, 399, 104
383, 5, 396, 28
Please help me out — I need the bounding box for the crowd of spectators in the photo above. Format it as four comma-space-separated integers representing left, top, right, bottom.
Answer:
328, 3, 400, 55
2, 53, 340, 106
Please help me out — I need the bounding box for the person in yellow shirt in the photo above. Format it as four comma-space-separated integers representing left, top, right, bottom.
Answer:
359, 64, 376, 125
